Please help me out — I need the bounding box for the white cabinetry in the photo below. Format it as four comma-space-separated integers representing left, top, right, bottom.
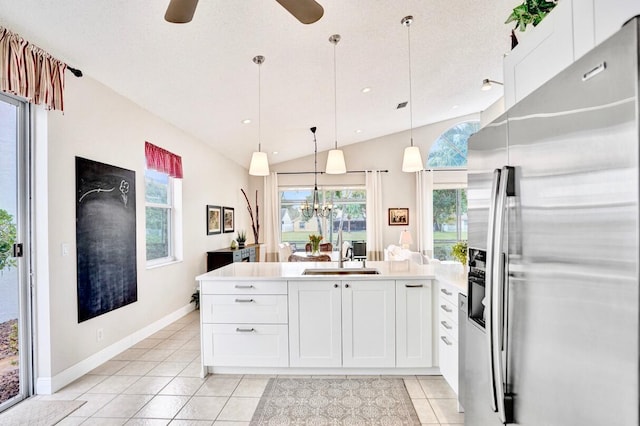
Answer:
437, 279, 461, 394
288, 281, 342, 367
395, 280, 433, 367
201, 280, 289, 368
288, 280, 397, 368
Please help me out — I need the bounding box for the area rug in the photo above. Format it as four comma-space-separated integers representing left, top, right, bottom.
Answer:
250, 377, 420, 425
0, 399, 86, 426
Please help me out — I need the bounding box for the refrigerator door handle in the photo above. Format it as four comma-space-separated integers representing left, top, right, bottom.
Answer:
492, 166, 514, 424
485, 168, 501, 412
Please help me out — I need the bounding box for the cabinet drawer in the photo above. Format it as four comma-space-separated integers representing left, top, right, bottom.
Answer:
201, 280, 287, 295
438, 282, 458, 306
438, 298, 457, 324
201, 295, 288, 324
202, 323, 289, 367
439, 317, 458, 339
438, 326, 459, 395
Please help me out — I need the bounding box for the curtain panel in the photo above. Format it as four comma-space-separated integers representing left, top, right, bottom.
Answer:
365, 170, 384, 261
145, 142, 183, 178
416, 170, 434, 258
263, 172, 280, 262
0, 26, 67, 111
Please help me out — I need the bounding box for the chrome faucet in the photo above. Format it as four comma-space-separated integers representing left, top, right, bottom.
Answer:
337, 229, 344, 269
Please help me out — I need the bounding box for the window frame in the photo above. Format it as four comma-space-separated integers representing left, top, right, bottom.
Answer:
145, 168, 183, 268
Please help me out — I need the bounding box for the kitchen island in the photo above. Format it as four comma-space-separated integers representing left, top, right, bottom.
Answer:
195, 260, 439, 376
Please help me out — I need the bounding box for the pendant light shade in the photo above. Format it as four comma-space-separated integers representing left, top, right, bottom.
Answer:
402, 146, 423, 172
249, 55, 270, 176
326, 149, 347, 174
325, 34, 347, 174
249, 151, 270, 176
400, 16, 424, 173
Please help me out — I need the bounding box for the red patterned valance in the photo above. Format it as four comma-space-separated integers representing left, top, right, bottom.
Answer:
0, 26, 67, 111
145, 142, 183, 179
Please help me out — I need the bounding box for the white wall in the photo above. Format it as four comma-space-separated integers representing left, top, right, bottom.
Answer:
269, 113, 478, 248
38, 75, 249, 389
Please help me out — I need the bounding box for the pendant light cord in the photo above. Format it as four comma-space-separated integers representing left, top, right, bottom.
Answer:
406, 20, 414, 147
258, 60, 262, 153
333, 39, 338, 150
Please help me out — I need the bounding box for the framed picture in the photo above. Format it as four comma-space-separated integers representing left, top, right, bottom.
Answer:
206, 205, 221, 235
388, 207, 409, 226
223, 206, 235, 233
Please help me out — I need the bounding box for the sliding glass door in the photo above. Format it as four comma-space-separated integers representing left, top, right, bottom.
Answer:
0, 93, 31, 411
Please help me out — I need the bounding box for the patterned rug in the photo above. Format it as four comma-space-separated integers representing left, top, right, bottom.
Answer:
250, 377, 420, 425
0, 399, 85, 426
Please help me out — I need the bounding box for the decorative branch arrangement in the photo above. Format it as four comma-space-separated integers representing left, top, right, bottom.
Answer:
241, 188, 260, 244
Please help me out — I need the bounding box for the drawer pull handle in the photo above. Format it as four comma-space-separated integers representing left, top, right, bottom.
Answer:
406, 284, 423, 288
440, 336, 453, 346
236, 327, 255, 333
235, 298, 254, 303
441, 320, 453, 330
440, 304, 453, 313
440, 288, 453, 296
235, 284, 254, 289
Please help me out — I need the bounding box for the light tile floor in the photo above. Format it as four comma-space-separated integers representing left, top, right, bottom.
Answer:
36, 311, 463, 425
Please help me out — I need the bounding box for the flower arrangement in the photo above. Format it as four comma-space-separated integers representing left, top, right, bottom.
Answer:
309, 234, 322, 254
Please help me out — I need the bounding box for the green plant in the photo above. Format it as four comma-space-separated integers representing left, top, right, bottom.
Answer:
506, 0, 557, 32
0, 209, 17, 272
190, 289, 200, 310
451, 241, 468, 266
236, 230, 247, 243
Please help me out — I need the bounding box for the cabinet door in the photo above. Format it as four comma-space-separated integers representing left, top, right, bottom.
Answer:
342, 280, 395, 368
288, 280, 342, 367
396, 280, 433, 367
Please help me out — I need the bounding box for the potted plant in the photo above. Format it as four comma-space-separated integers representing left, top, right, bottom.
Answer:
190, 288, 200, 310
0, 209, 17, 273
451, 241, 468, 274
236, 230, 247, 248
506, 0, 557, 31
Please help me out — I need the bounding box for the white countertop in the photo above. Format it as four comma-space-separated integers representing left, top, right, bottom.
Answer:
196, 260, 437, 281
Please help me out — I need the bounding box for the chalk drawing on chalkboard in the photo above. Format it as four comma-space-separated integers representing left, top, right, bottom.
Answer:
75, 157, 137, 323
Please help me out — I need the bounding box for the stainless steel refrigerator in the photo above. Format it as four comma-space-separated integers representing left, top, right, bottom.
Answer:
463, 17, 639, 425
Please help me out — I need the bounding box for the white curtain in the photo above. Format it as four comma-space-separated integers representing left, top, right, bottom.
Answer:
365, 170, 384, 260
263, 172, 280, 262
416, 170, 434, 258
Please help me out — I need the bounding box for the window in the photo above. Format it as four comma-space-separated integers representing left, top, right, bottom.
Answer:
279, 187, 366, 251
428, 121, 478, 260
145, 168, 182, 265
433, 188, 467, 260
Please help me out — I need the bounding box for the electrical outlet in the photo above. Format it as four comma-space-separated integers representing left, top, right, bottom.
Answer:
96, 328, 104, 342
61, 243, 69, 257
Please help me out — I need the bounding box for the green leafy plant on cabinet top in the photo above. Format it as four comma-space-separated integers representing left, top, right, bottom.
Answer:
506, 0, 557, 32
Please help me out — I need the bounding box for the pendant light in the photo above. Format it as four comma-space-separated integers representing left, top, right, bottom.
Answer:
401, 15, 424, 173
301, 127, 333, 220
248, 55, 270, 176
325, 34, 347, 174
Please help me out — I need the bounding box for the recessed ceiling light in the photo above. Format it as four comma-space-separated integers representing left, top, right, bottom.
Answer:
272, 151, 279, 155
355, 129, 362, 134
452, 105, 459, 109
361, 87, 371, 93
242, 119, 252, 124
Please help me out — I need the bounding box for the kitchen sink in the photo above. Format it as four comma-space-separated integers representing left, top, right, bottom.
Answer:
302, 268, 381, 275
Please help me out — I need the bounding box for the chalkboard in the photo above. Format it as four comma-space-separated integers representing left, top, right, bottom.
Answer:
75, 157, 137, 323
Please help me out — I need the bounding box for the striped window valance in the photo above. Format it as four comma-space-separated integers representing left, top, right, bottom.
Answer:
0, 26, 67, 111
145, 142, 183, 179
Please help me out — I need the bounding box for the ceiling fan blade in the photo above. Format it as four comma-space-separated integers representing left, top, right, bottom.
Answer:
165, 0, 199, 23
274, 0, 324, 24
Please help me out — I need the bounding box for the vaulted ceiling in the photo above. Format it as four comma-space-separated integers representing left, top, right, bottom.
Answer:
0, 0, 519, 166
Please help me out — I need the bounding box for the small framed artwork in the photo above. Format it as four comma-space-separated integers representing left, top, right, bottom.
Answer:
223, 207, 235, 233
206, 205, 221, 235
388, 208, 409, 226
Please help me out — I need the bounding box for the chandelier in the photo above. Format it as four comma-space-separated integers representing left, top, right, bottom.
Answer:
300, 127, 333, 220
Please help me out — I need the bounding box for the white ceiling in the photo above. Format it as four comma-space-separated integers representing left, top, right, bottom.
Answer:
0, 0, 519, 167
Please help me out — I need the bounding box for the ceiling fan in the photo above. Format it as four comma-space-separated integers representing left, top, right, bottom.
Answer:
165, 0, 324, 24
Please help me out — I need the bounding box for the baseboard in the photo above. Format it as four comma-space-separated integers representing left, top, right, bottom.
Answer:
36, 303, 194, 394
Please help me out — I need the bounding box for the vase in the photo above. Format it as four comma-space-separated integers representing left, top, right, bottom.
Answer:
311, 242, 320, 256
238, 242, 245, 249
